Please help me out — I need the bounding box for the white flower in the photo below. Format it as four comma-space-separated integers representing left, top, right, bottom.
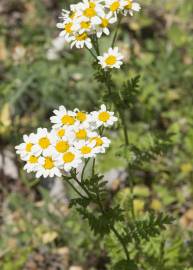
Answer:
123, 0, 141, 16
31, 128, 53, 156
56, 147, 82, 172
89, 132, 111, 153
73, 122, 93, 141
51, 127, 74, 139
16, 104, 119, 178
76, 0, 104, 25
105, 0, 127, 13
70, 32, 92, 49
97, 47, 123, 69
74, 109, 91, 124
50, 105, 76, 129
15, 133, 36, 160
96, 12, 117, 38
36, 155, 62, 178
49, 129, 75, 156
56, 20, 74, 42
75, 140, 97, 158
23, 155, 40, 173
72, 17, 92, 34
60, 8, 77, 21
91, 104, 117, 127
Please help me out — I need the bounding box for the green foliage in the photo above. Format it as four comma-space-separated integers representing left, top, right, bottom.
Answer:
124, 212, 174, 243
76, 205, 123, 237
112, 259, 138, 270
117, 133, 173, 169
1, 0, 193, 269
119, 75, 141, 109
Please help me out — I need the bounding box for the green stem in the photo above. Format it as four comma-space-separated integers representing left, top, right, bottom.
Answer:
81, 158, 90, 182
95, 36, 100, 55
92, 158, 95, 176
112, 15, 122, 48
119, 110, 129, 146
86, 46, 98, 61
73, 175, 92, 199
111, 226, 130, 261
119, 111, 135, 219
91, 35, 100, 56
64, 177, 87, 199
95, 179, 131, 261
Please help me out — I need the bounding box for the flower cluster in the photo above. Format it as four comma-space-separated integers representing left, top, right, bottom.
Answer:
16, 105, 117, 178
57, 0, 141, 49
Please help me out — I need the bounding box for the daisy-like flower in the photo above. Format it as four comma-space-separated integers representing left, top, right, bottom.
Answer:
57, 147, 82, 172
50, 106, 76, 129
70, 32, 92, 49
77, 0, 104, 25
73, 122, 93, 141
52, 127, 73, 140
105, 0, 127, 14
89, 132, 111, 153
74, 109, 92, 125
15, 133, 36, 160
36, 155, 62, 178
49, 130, 75, 156
75, 140, 97, 158
97, 47, 123, 69
72, 17, 92, 34
91, 104, 117, 127
23, 154, 40, 173
61, 7, 77, 21
123, 0, 141, 16
31, 128, 53, 156
57, 19, 75, 42
96, 12, 117, 38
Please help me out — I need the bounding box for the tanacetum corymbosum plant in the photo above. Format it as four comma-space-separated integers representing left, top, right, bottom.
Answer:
16, 1, 174, 269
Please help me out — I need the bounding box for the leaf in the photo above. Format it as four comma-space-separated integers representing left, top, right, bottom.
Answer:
124, 212, 174, 244
113, 259, 138, 270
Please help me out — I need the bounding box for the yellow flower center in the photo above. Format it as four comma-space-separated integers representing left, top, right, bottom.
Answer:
101, 18, 109, 28
25, 143, 33, 152
76, 129, 87, 140
43, 157, 54, 169
39, 137, 50, 149
63, 152, 75, 163
90, 137, 103, 146
83, 7, 96, 18
89, 2, 96, 8
64, 22, 73, 33
110, 1, 120, 12
105, 55, 116, 65
29, 155, 38, 164
55, 140, 69, 153
61, 115, 75, 125
76, 111, 87, 122
57, 128, 65, 137
81, 146, 92, 154
76, 33, 88, 41
98, 111, 110, 122
125, 0, 132, 9
80, 21, 90, 29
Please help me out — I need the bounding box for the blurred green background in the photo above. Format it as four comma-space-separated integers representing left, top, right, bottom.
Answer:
0, 0, 193, 269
